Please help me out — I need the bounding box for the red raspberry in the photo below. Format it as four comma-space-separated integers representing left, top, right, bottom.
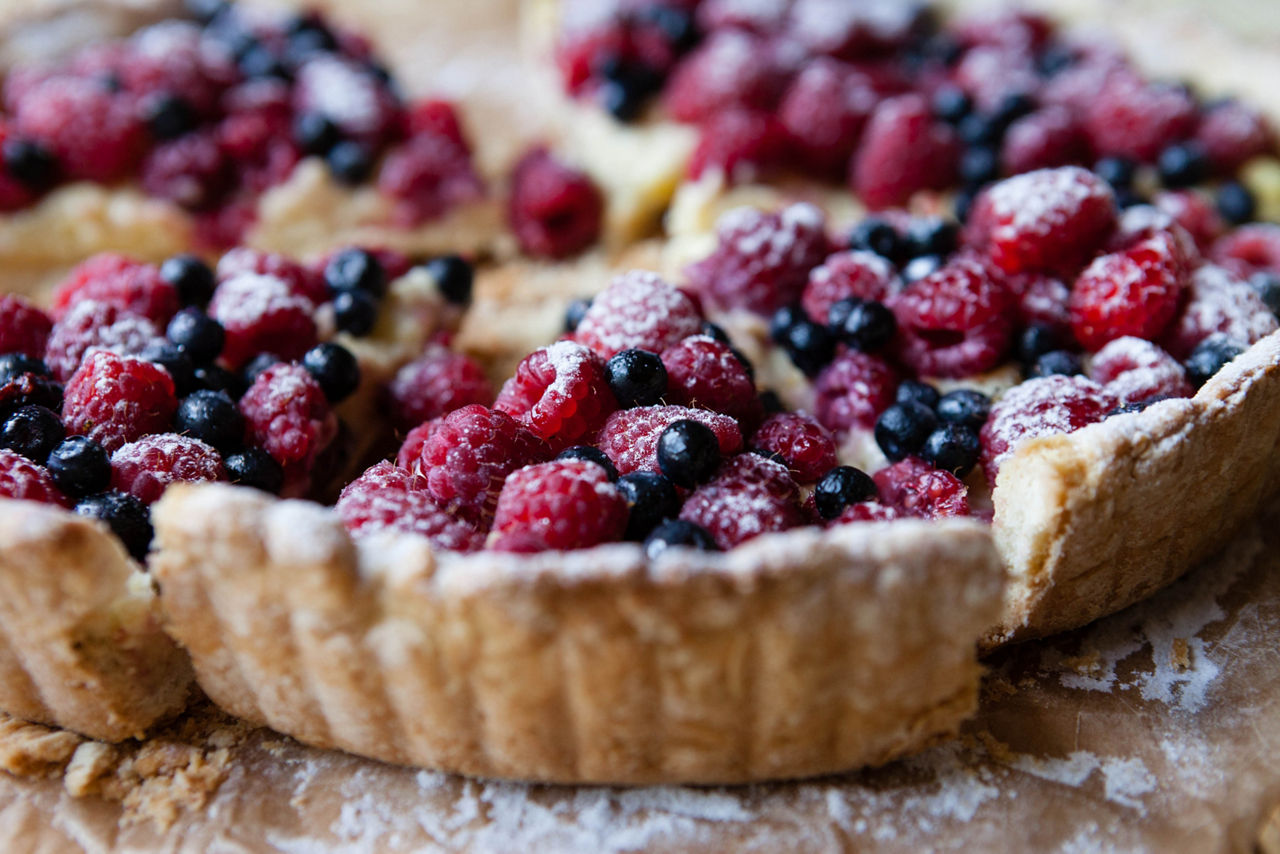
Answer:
873, 457, 970, 519
1159, 264, 1278, 360
1153, 190, 1224, 253
678, 481, 804, 550
110, 433, 225, 505
801, 250, 898, 324
1106, 208, 1199, 277
709, 452, 801, 503
45, 301, 160, 382
406, 99, 468, 148
1195, 100, 1274, 174
216, 248, 328, 308
122, 20, 235, 116
387, 347, 494, 433
698, 0, 789, 33
494, 340, 616, 450
207, 272, 318, 369
13, 77, 145, 182
337, 462, 485, 553
888, 257, 1015, 378
51, 254, 178, 325
663, 31, 787, 123
1085, 76, 1198, 162
575, 271, 704, 358
812, 349, 899, 435
966, 167, 1117, 276
850, 94, 959, 210
1069, 232, 1189, 351
293, 56, 403, 149
1000, 106, 1089, 176
1090, 336, 1192, 404
979, 374, 1117, 483
660, 335, 761, 428
396, 418, 441, 471
683, 203, 832, 315
955, 10, 1053, 50
596, 405, 743, 477
0, 449, 69, 507
379, 133, 483, 227
139, 132, 232, 212
194, 201, 258, 252
239, 363, 337, 488
63, 351, 177, 453
786, 0, 926, 56
491, 459, 628, 551
0, 295, 52, 358
1211, 224, 1280, 276
507, 148, 603, 259
1003, 271, 1072, 333
408, 404, 549, 523
555, 22, 629, 96
687, 107, 791, 184
750, 412, 837, 483
777, 59, 876, 178
950, 45, 1041, 114
834, 501, 901, 524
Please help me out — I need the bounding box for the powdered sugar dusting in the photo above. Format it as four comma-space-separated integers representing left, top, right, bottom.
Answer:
1161, 263, 1278, 359
988, 166, 1109, 236
575, 271, 702, 358
209, 272, 312, 327
1089, 336, 1191, 403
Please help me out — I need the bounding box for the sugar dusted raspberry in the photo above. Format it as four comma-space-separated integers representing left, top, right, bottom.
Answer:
387, 347, 494, 432
63, 352, 177, 453
684, 203, 832, 316
337, 462, 485, 553
687, 108, 791, 184
239, 363, 337, 485
801, 250, 897, 325
554, 21, 629, 96
109, 433, 224, 505
1195, 100, 1274, 174
491, 459, 628, 551
1069, 232, 1189, 351
45, 301, 160, 382
955, 9, 1052, 50
293, 55, 403, 149
967, 167, 1117, 276
678, 481, 804, 550
1212, 224, 1280, 276
208, 273, 318, 369
787, 0, 927, 57
395, 418, 441, 471
660, 335, 760, 427
812, 349, 898, 435
750, 411, 836, 483
13, 77, 145, 182
873, 457, 970, 519
140, 132, 231, 211
834, 501, 901, 524
406, 99, 468, 148
1153, 190, 1224, 253
778, 58, 876, 178
597, 405, 743, 477
0, 448, 68, 507
1000, 106, 1088, 176
850, 94, 959, 210
709, 452, 800, 503
217, 248, 328, 308
575, 271, 703, 358
950, 45, 1040, 114
494, 340, 616, 450
123, 20, 235, 116
1003, 271, 1072, 332
51, 255, 178, 325
1159, 264, 1278, 360
698, 0, 790, 33
663, 31, 786, 123
0, 295, 52, 358
379, 132, 483, 227
979, 374, 1116, 483
507, 148, 602, 259
1090, 336, 1192, 404
1084, 76, 1198, 163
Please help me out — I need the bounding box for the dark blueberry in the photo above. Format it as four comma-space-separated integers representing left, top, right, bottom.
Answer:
556, 445, 618, 480
564, 297, 591, 333
0, 353, 49, 382
194, 364, 242, 396
1217, 181, 1256, 225
643, 518, 718, 560
959, 146, 1000, 188
935, 389, 991, 430
813, 465, 877, 520
958, 112, 1001, 148
700, 321, 730, 343
1093, 155, 1136, 190
1157, 142, 1209, 189
326, 141, 374, 185
426, 255, 474, 305
302, 342, 361, 403
916, 33, 963, 67
1, 138, 57, 190
325, 247, 387, 297
640, 5, 697, 51
759, 389, 784, 414
223, 447, 284, 494
143, 92, 198, 141
932, 85, 973, 124
656, 419, 721, 488
849, 218, 904, 262
1249, 273, 1280, 317
605, 348, 667, 408
1114, 188, 1148, 210
903, 254, 943, 283
905, 218, 958, 258
184, 0, 230, 24
0, 405, 63, 461
160, 254, 216, 306
895, 379, 940, 411
166, 307, 225, 364
1184, 334, 1245, 388
75, 491, 153, 561
1036, 44, 1077, 77
0, 371, 62, 418
874, 402, 937, 462
45, 436, 110, 497
749, 446, 790, 467
99, 72, 123, 93
992, 92, 1035, 128
1104, 395, 1170, 418
769, 304, 805, 344
599, 63, 661, 123
175, 389, 244, 450
729, 346, 755, 381
783, 320, 835, 376
242, 353, 281, 387
1015, 323, 1064, 366
285, 13, 338, 56
140, 339, 196, 395
238, 43, 290, 80
1030, 349, 1083, 378
332, 289, 378, 336
618, 470, 680, 540
953, 187, 978, 223
829, 298, 896, 353
293, 111, 341, 156
919, 423, 980, 476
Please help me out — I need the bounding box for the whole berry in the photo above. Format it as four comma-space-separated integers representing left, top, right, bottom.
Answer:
45, 435, 110, 497
223, 446, 284, 494
556, 445, 618, 480
617, 471, 680, 541
302, 342, 361, 403
74, 491, 152, 561
814, 465, 877, 520
0, 295, 53, 359
848, 219, 903, 261
494, 340, 616, 450
336, 462, 484, 552
1184, 334, 1246, 388
139, 339, 196, 395
873, 457, 970, 519
238, 362, 337, 486
813, 349, 899, 435
661, 335, 760, 427
1030, 350, 1084, 378
874, 402, 938, 462
1217, 182, 1256, 226
324, 247, 387, 297
110, 433, 225, 505
160, 254, 216, 306
491, 459, 629, 551
605, 348, 667, 408
936, 389, 992, 430
327, 140, 373, 184
0, 448, 68, 506
332, 289, 378, 336
51, 254, 178, 325
1157, 142, 1208, 189
508, 148, 603, 259
166, 308, 225, 364
293, 111, 340, 155
208, 272, 318, 369
1015, 323, 1065, 365
920, 423, 981, 476
426, 255, 473, 305
678, 473, 804, 549
1069, 232, 1189, 350
782, 319, 836, 376
62, 352, 177, 453
386, 347, 494, 432
657, 419, 722, 488
563, 298, 591, 333
852, 94, 959, 209
750, 412, 837, 483
829, 298, 896, 352
2, 138, 57, 192
597, 405, 742, 477
979, 374, 1116, 483
1090, 336, 1193, 403
896, 380, 941, 411
175, 389, 244, 450
644, 518, 718, 560
802, 250, 896, 325
1094, 156, 1137, 190
1, 405, 63, 462
574, 271, 703, 358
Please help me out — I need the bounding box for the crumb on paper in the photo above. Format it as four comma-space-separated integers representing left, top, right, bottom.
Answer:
1171, 638, 1191, 671
1062, 650, 1103, 676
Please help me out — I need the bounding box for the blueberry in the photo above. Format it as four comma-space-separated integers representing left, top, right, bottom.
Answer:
1015, 323, 1064, 366
242, 353, 281, 387
0, 370, 61, 418
932, 85, 973, 124
1030, 349, 1083, 378
639, 5, 697, 50
223, 447, 284, 494
1114, 188, 1148, 210
1093, 155, 1137, 190
160, 254, 216, 306
0, 353, 49, 382
903, 254, 943, 283
143, 92, 198, 141
1217, 181, 1256, 225
332, 289, 378, 336
194, 364, 242, 396
759, 389, 784, 414
293, 111, 341, 155
1, 138, 57, 190
769, 304, 805, 344
1036, 44, 1077, 77
959, 145, 1000, 188
783, 320, 835, 376
874, 402, 937, 462
1249, 273, 1280, 317
327, 141, 373, 184
426, 255, 474, 305
175, 389, 244, 450
184, 0, 229, 24
564, 298, 591, 333
140, 339, 196, 395
166, 307, 225, 364
953, 186, 979, 223
600, 72, 652, 122
829, 298, 896, 353
656, 419, 721, 488
606, 348, 667, 408
302, 342, 361, 403
324, 247, 386, 297
895, 379, 940, 411
958, 112, 1001, 148
643, 518, 718, 560
75, 491, 153, 561
556, 445, 618, 480
1157, 142, 1209, 189
936, 389, 991, 430
45, 436, 110, 497
849, 218, 903, 262
285, 13, 338, 56
618, 471, 681, 540
700, 321, 730, 343
1104, 394, 1170, 419
1184, 334, 1245, 388
905, 218, 958, 258
920, 423, 980, 476
813, 465, 877, 520
0, 405, 63, 461
992, 92, 1035, 128
238, 43, 290, 80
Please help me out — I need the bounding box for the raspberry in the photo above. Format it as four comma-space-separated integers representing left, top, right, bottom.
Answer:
888, 257, 1015, 377
979, 374, 1116, 483
966, 167, 1117, 276
63, 352, 177, 453
801, 250, 898, 324
216, 248, 328, 308
1084, 76, 1198, 162
687, 107, 790, 184
660, 335, 760, 427
574, 271, 704, 358
684, 203, 832, 315
0, 126, 41, 211
950, 45, 1041, 114
1212, 224, 1280, 276
597, 405, 743, 477
409, 404, 549, 523
395, 418, 441, 471
0, 295, 52, 358
1159, 264, 1278, 360
491, 459, 628, 551
0, 449, 68, 507
507, 148, 603, 259
336, 462, 485, 553
1194, 100, 1274, 174
678, 481, 804, 550
494, 340, 616, 450
51, 254, 179, 325
387, 347, 494, 433
554, 23, 630, 96
709, 452, 800, 502
1153, 190, 1224, 253
123, 20, 234, 116
406, 99, 468, 148
139, 132, 232, 211
812, 349, 899, 435
1106, 208, 1199, 276
379, 132, 483, 227
662, 31, 786, 123
1069, 232, 1189, 351
1000, 106, 1089, 176
1089, 337, 1192, 404
13, 77, 146, 182
786, 0, 927, 56
750, 411, 837, 483
45, 301, 160, 382
873, 457, 970, 519
1003, 271, 1072, 332
293, 56, 403, 149
194, 201, 258, 252
955, 10, 1053, 50
109, 433, 224, 505
698, 0, 789, 34
238, 363, 337, 487
850, 94, 959, 210
834, 501, 901, 524
207, 273, 318, 369
777, 58, 876, 178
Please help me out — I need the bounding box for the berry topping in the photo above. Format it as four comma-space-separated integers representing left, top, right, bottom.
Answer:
687, 107, 790, 183
425, 255, 475, 305
174, 389, 244, 450
812, 349, 899, 435
874, 401, 938, 462
45, 436, 110, 498
378, 124, 483, 225
109, 433, 224, 505
302, 342, 361, 403
663, 31, 785, 123
1084, 76, 1198, 163
216, 248, 328, 307
386, 347, 494, 433
801, 250, 897, 325
238, 362, 336, 487
1184, 333, 1247, 388
62, 351, 177, 453
750, 411, 837, 483
166, 308, 225, 364
51, 254, 179, 325
851, 94, 959, 210
222, 446, 284, 495
656, 418, 723, 488
813, 465, 878, 520
778, 58, 876, 177
778, 317, 836, 376
1195, 100, 1273, 174
919, 423, 981, 477
873, 457, 970, 519
0, 295, 53, 359
495, 340, 616, 450
644, 518, 719, 560
14, 77, 145, 182
979, 374, 1116, 483
323, 247, 387, 297
1, 405, 63, 462
336, 462, 484, 553
1029, 349, 1083, 378
678, 476, 804, 550
999, 106, 1088, 176
160, 254, 216, 306
74, 491, 152, 561
1159, 264, 1278, 360
604, 347, 668, 409
935, 389, 991, 430
896, 379, 941, 410
1213, 224, 1280, 277
834, 501, 902, 524
597, 405, 743, 478
0, 448, 69, 507
207, 272, 318, 369
828, 298, 897, 353
1090, 336, 1192, 404
575, 271, 703, 358
556, 445, 618, 480
491, 459, 629, 551
508, 148, 603, 259
617, 470, 680, 541
660, 335, 760, 426
1069, 231, 1190, 351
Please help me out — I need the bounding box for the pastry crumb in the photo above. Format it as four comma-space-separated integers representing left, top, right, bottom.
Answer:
1062, 650, 1103, 675
1171, 638, 1192, 671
